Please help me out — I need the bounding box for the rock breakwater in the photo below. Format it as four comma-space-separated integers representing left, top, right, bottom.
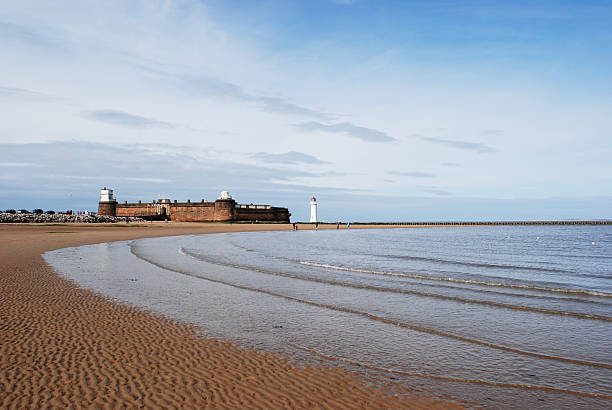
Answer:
0, 213, 145, 223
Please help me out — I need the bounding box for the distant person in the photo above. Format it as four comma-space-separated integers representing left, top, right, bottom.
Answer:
336, 222, 339, 229
292, 223, 296, 231
347, 222, 350, 229
315, 222, 319, 230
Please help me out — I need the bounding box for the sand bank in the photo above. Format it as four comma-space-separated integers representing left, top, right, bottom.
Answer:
0, 222, 462, 408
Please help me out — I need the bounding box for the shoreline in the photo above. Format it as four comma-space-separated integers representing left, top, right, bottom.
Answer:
0, 222, 462, 408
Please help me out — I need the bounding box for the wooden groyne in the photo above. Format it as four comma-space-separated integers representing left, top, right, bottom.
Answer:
349, 221, 612, 226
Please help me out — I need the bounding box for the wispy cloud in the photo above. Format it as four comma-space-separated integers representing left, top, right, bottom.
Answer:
422, 188, 452, 196
0, 162, 42, 167
0, 20, 69, 51
0, 86, 57, 101
60, 175, 171, 183
443, 162, 459, 167
163, 71, 247, 100
295, 121, 395, 143
122, 177, 170, 183
482, 129, 504, 136
82, 109, 175, 129
389, 171, 437, 178
258, 97, 332, 119
136, 64, 332, 120
252, 151, 328, 165
416, 135, 495, 153
0, 141, 326, 194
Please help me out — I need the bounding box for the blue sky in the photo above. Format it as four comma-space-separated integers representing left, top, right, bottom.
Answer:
1, 0, 611, 221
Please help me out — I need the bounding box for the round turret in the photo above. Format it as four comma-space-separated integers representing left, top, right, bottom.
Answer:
214, 192, 236, 221
98, 187, 117, 216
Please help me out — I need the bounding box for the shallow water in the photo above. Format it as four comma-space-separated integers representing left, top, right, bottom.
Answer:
45, 226, 612, 409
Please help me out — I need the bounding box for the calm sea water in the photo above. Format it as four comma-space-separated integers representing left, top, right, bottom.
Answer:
45, 226, 612, 409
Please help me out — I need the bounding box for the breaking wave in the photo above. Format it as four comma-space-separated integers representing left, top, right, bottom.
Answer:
299, 261, 612, 298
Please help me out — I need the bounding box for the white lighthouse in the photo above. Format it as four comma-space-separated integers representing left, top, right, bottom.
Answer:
310, 196, 318, 223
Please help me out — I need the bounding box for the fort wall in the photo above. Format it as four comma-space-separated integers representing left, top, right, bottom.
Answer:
236, 207, 291, 222
168, 202, 217, 222
102, 196, 290, 223
115, 202, 171, 219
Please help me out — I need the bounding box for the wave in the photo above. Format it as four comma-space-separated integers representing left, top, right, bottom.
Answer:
127, 243, 612, 370
288, 343, 612, 399
300, 261, 612, 298
225, 240, 609, 304
379, 253, 570, 273
229, 237, 583, 275
548, 253, 612, 260
178, 249, 612, 321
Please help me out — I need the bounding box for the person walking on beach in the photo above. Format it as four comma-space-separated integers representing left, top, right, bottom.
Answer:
315, 222, 319, 230
347, 222, 350, 229
336, 222, 339, 229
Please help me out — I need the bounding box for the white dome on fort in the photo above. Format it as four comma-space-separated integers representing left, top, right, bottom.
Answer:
218, 191, 232, 200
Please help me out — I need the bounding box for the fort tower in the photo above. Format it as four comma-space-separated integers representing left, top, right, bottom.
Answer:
213, 191, 236, 221
98, 187, 117, 216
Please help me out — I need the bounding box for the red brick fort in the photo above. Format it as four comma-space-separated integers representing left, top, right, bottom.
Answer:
97, 188, 290, 223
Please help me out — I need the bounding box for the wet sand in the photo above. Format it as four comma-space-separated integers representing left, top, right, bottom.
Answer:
0, 222, 462, 408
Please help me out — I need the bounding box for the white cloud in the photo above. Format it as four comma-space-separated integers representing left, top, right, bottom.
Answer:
294, 121, 395, 143
82, 109, 175, 129
252, 151, 328, 164
389, 171, 437, 178
0, 162, 41, 167
415, 135, 495, 153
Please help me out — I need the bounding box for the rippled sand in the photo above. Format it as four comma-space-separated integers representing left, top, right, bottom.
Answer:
0, 222, 460, 408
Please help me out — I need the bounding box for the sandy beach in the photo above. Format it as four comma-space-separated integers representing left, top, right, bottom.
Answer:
0, 222, 461, 408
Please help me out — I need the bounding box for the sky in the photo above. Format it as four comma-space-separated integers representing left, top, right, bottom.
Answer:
1, 0, 611, 221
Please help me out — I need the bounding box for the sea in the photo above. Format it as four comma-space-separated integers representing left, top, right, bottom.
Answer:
44, 225, 612, 409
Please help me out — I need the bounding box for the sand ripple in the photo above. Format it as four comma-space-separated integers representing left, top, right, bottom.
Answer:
0, 224, 462, 408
